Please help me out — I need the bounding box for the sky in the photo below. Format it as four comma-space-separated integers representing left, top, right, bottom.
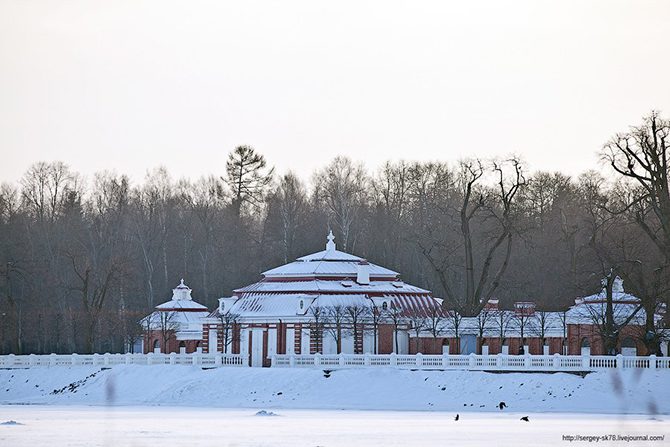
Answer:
1, 0, 669, 186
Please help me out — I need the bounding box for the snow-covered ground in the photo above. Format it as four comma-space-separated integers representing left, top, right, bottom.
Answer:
0, 365, 668, 414
0, 406, 667, 447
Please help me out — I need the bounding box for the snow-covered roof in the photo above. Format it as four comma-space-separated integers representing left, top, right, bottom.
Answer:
154, 279, 209, 311
213, 291, 442, 321
312, 294, 371, 309
226, 293, 317, 318
565, 277, 648, 325
262, 231, 398, 278
235, 279, 429, 295
389, 294, 447, 318
262, 260, 398, 278
155, 300, 208, 311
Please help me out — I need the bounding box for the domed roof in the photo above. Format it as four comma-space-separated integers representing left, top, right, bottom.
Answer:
261, 231, 398, 278
155, 279, 209, 311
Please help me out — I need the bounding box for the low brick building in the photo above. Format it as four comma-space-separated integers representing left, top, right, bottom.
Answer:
141, 280, 210, 354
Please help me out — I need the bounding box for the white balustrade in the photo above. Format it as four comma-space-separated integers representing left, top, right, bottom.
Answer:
0, 353, 248, 369
1, 352, 667, 371
269, 353, 670, 372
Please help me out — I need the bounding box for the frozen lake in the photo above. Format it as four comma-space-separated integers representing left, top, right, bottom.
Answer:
0, 405, 667, 447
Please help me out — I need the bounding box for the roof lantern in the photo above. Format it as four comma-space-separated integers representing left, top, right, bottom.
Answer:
172, 279, 193, 301
326, 230, 336, 252
600, 275, 625, 294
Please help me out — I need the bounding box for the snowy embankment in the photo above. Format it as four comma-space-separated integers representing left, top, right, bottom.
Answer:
0, 365, 667, 414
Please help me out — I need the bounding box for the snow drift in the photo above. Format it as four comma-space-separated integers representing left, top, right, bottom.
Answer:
0, 365, 667, 414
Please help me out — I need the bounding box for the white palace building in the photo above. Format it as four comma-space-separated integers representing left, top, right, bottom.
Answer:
142, 233, 667, 366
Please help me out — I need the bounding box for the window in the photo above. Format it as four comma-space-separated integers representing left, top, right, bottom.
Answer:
382, 302, 388, 310
299, 300, 304, 310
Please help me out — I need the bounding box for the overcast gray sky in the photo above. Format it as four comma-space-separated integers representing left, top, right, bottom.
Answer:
1, 0, 669, 185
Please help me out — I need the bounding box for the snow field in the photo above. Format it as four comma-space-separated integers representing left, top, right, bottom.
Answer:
0, 365, 668, 414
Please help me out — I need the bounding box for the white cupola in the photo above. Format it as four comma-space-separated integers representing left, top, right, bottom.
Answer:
172, 279, 193, 301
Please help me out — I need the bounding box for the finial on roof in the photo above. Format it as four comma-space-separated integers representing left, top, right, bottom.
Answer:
173, 279, 192, 300
326, 230, 336, 252
613, 276, 624, 293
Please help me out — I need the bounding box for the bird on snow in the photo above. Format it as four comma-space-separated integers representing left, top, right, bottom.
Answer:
498, 401, 507, 410
520, 416, 529, 422
454, 414, 459, 421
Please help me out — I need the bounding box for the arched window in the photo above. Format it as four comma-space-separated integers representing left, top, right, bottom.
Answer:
382, 302, 388, 310
299, 300, 304, 310
153, 340, 159, 350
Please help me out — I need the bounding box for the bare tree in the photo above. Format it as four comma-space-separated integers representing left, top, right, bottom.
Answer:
274, 173, 308, 263
20, 161, 80, 223
405, 308, 428, 353
368, 303, 388, 354
511, 305, 534, 354
424, 303, 446, 354
387, 303, 405, 354
314, 157, 368, 252
493, 309, 512, 353
558, 310, 569, 354
602, 112, 670, 260
324, 305, 347, 353
418, 158, 526, 316
65, 252, 122, 353
531, 308, 553, 354
217, 308, 240, 354
158, 311, 179, 353
344, 303, 369, 354
476, 306, 495, 353
445, 310, 463, 353
583, 273, 644, 355
308, 306, 326, 354
601, 112, 670, 352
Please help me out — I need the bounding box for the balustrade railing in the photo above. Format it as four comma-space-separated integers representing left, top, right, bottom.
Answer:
0, 353, 249, 369
2, 352, 667, 371
271, 353, 670, 372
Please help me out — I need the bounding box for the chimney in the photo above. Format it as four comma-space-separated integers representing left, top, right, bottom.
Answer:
357, 260, 370, 285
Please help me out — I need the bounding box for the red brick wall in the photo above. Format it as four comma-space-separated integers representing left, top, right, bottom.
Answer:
378, 325, 395, 354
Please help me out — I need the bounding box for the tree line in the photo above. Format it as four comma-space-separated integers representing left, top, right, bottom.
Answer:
0, 113, 668, 355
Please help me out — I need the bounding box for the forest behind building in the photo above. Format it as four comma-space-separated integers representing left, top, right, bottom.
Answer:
0, 112, 669, 355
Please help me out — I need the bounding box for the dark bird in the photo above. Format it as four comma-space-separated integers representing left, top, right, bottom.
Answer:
520, 416, 529, 422
454, 414, 459, 421
498, 401, 507, 410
